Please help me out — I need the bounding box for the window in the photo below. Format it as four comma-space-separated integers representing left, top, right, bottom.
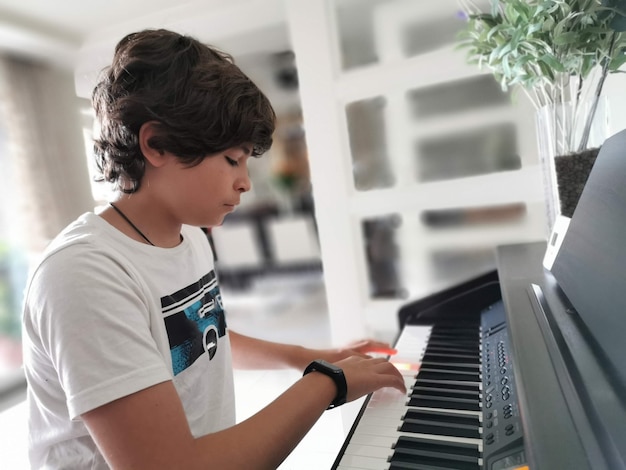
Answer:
0, 120, 28, 394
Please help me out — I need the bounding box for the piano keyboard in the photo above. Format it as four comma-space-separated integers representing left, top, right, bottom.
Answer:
332, 300, 527, 470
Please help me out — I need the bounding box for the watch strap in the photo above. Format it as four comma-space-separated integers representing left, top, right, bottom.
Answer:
303, 359, 347, 409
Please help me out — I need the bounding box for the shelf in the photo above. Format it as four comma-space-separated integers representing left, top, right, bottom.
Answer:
334, 45, 485, 104
347, 166, 545, 217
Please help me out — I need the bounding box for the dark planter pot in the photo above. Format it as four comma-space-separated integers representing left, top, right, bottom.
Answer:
554, 147, 600, 218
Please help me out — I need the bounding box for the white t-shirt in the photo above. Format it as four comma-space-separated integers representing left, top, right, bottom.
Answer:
22, 212, 235, 469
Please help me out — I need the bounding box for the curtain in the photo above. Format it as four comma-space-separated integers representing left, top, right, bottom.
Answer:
0, 54, 95, 254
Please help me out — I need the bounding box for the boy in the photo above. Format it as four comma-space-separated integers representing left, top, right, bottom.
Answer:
22, 29, 405, 469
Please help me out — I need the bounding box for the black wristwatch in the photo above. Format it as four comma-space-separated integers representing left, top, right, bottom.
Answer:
303, 359, 347, 409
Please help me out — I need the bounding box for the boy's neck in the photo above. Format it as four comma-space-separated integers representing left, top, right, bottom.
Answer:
100, 197, 184, 248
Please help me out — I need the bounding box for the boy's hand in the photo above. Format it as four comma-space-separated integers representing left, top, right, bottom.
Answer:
313, 339, 397, 365
341, 338, 398, 356
334, 355, 407, 400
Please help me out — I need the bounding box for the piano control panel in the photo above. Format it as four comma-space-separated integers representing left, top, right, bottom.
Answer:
481, 301, 526, 469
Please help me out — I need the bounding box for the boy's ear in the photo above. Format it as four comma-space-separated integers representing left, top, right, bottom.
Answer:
139, 121, 168, 167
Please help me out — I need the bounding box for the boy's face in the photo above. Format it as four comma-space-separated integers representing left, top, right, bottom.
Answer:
156, 145, 252, 228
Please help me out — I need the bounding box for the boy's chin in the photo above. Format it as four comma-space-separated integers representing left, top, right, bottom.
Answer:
205, 214, 227, 228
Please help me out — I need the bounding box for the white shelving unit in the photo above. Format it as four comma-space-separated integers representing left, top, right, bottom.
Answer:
73, 0, 554, 344
285, 0, 547, 343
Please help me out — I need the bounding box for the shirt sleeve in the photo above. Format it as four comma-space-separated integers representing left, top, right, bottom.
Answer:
26, 242, 173, 420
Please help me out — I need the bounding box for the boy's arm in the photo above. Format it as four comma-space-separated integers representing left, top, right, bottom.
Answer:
229, 329, 398, 371
82, 354, 405, 470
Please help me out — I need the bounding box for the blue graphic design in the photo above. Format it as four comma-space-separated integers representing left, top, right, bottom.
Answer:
163, 272, 227, 375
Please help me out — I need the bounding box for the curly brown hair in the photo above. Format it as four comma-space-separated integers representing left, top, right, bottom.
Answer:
92, 29, 276, 193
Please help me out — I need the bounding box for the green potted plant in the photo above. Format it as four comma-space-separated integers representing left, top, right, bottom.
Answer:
457, 0, 626, 228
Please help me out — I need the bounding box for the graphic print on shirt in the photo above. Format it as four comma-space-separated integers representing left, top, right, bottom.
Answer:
161, 270, 227, 375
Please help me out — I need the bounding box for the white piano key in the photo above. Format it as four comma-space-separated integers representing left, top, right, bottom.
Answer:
335, 454, 390, 469
412, 406, 482, 418
343, 441, 393, 459
391, 325, 431, 365
371, 384, 413, 400
365, 391, 483, 419
359, 407, 404, 419
362, 405, 482, 421
334, 321, 487, 469
348, 432, 402, 448
349, 423, 482, 448
357, 414, 402, 428
394, 325, 432, 351
347, 429, 482, 455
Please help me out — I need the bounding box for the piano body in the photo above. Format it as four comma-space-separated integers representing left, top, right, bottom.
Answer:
332, 242, 626, 469
332, 129, 626, 470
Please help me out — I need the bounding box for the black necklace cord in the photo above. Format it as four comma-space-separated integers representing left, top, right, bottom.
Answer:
109, 202, 155, 246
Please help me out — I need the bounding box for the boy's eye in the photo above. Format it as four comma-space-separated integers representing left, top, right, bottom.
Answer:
225, 156, 238, 167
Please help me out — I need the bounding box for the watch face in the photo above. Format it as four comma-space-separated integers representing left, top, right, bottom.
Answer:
317, 359, 341, 372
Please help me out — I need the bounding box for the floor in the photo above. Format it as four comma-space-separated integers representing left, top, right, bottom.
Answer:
0, 270, 366, 469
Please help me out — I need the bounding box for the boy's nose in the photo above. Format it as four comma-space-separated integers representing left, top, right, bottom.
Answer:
237, 174, 251, 193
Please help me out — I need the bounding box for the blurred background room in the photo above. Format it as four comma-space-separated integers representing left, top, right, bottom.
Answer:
3, 0, 626, 468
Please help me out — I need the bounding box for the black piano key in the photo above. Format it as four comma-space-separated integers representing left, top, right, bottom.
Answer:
430, 330, 478, 337
389, 436, 480, 470
430, 327, 478, 335
394, 435, 480, 457
424, 345, 480, 357
428, 337, 478, 345
403, 408, 481, 428
431, 325, 477, 333
414, 379, 479, 392
408, 394, 481, 411
411, 385, 480, 400
422, 353, 479, 364
389, 463, 470, 470
429, 333, 477, 341
420, 361, 482, 372
399, 416, 480, 439
425, 345, 480, 354
389, 456, 480, 470
417, 369, 481, 382
426, 346, 478, 353
420, 362, 480, 371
